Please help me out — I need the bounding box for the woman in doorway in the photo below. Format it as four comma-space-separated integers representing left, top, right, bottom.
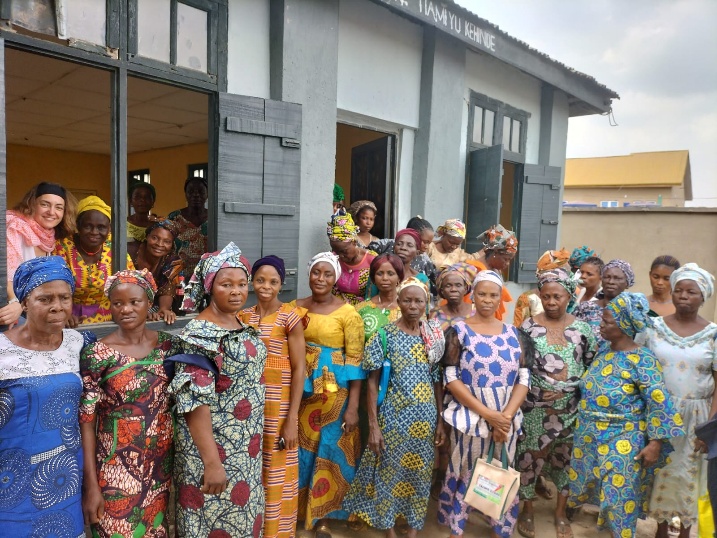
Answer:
130, 220, 183, 325
127, 181, 162, 249
53, 195, 135, 326
169, 242, 268, 537
0, 182, 76, 327
643, 264, 717, 538
292, 252, 365, 538
647, 255, 681, 317
327, 212, 377, 305
348, 200, 380, 248
80, 269, 173, 538
239, 255, 306, 538
167, 176, 209, 281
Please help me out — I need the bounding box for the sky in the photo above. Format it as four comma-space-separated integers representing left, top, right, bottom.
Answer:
455, 0, 717, 206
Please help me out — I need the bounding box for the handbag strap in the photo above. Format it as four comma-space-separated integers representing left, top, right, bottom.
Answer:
485, 439, 510, 470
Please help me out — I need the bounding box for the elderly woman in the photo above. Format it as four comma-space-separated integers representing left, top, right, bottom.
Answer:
327, 212, 377, 305
646, 255, 681, 317
167, 176, 209, 279
80, 269, 173, 537
345, 278, 446, 537
0, 257, 84, 535
425, 218, 475, 269
368, 229, 431, 300
0, 182, 76, 326
53, 195, 135, 326
127, 181, 162, 244
348, 200, 380, 247
168, 242, 268, 536
130, 220, 184, 325
239, 255, 306, 538
437, 270, 530, 538
516, 268, 597, 538
429, 263, 478, 331
355, 254, 404, 337
513, 249, 572, 327
291, 252, 365, 537
641, 264, 717, 538
568, 292, 684, 538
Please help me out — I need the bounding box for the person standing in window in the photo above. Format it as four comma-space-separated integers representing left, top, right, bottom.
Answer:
167, 176, 209, 281
347, 200, 380, 248
127, 181, 163, 248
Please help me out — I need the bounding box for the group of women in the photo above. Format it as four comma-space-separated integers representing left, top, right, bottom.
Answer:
0, 185, 714, 538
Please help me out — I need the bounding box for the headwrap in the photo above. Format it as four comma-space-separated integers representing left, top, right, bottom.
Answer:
436, 263, 478, 295
35, 182, 67, 200
77, 195, 111, 220
536, 249, 571, 273
569, 245, 596, 272
478, 224, 518, 253
472, 270, 504, 290
104, 269, 158, 303
537, 267, 578, 295
13, 256, 75, 302
182, 242, 250, 311
128, 181, 156, 201
252, 255, 286, 284
394, 228, 422, 249
397, 276, 429, 299
347, 200, 377, 219
333, 183, 345, 203
606, 292, 653, 339
434, 219, 466, 241
308, 252, 342, 280
327, 212, 359, 243
145, 219, 178, 239
603, 259, 635, 288
670, 263, 715, 300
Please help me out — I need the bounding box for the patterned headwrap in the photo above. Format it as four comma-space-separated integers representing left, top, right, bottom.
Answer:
327, 212, 359, 243
537, 267, 578, 295
670, 263, 715, 300
537, 249, 571, 273
182, 242, 250, 312
145, 219, 178, 239
252, 255, 286, 284
434, 219, 467, 241
104, 269, 158, 303
13, 256, 75, 302
569, 246, 596, 272
472, 270, 504, 290
397, 276, 429, 300
606, 292, 653, 339
308, 252, 342, 280
348, 200, 377, 219
333, 183, 345, 203
77, 195, 112, 220
603, 259, 635, 288
394, 228, 422, 249
436, 263, 478, 296
479, 224, 518, 253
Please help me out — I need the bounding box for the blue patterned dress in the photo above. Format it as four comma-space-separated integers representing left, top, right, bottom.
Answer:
568, 346, 685, 538
344, 322, 442, 530
0, 330, 85, 537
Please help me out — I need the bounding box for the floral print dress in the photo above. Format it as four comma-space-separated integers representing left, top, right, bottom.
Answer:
80, 332, 173, 538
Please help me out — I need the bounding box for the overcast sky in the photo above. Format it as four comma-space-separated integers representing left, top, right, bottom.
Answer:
456, 0, 717, 205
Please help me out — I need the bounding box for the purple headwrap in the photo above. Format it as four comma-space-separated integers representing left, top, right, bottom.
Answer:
603, 259, 635, 288
252, 255, 286, 284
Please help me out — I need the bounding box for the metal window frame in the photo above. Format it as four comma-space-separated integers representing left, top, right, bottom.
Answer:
467, 91, 530, 164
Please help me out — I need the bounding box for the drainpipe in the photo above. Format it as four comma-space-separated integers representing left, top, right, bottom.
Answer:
55, 0, 67, 39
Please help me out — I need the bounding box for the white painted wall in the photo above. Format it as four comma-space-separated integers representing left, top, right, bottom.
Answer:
337, 0, 423, 129
396, 128, 415, 228
227, 0, 271, 99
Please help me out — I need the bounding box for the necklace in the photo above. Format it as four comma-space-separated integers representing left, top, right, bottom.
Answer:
79, 244, 102, 257
377, 294, 397, 314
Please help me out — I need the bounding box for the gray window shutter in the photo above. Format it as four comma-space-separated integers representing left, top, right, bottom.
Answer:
217, 93, 301, 303
465, 145, 503, 253
516, 164, 561, 283
0, 39, 6, 303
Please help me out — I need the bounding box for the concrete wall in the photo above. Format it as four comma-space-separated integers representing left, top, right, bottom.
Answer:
227, 0, 271, 99
564, 186, 684, 207
561, 207, 717, 321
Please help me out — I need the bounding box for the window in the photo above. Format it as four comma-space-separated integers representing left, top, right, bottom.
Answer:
129, 169, 151, 184
188, 163, 208, 179
600, 200, 618, 208
468, 92, 529, 161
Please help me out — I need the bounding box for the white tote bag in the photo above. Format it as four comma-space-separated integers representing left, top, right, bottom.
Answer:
464, 440, 521, 520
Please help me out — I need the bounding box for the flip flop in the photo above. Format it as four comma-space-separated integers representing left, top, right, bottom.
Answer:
517, 512, 535, 538
555, 517, 574, 538
535, 476, 554, 500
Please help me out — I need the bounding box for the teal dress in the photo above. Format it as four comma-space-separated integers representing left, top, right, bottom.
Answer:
568, 346, 685, 538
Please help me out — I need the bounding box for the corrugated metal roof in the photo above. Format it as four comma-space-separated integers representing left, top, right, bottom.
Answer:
565, 151, 690, 187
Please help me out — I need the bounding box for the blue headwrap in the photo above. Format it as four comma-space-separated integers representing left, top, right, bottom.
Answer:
606, 292, 652, 339
569, 245, 596, 272
13, 256, 75, 302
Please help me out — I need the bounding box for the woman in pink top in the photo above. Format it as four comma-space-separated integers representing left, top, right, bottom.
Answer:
0, 182, 76, 326
327, 211, 376, 305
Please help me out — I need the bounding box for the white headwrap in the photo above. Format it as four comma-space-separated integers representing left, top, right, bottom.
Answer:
308, 251, 342, 280
670, 263, 715, 300
472, 269, 503, 290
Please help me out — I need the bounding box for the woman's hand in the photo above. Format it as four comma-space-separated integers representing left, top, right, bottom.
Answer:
492, 428, 508, 443
0, 301, 22, 326
157, 309, 176, 325
434, 420, 446, 448
343, 406, 359, 433
635, 439, 662, 467
368, 424, 385, 455
201, 460, 228, 495
280, 414, 298, 450
82, 482, 105, 525
694, 439, 708, 454
484, 409, 511, 435
66, 314, 84, 328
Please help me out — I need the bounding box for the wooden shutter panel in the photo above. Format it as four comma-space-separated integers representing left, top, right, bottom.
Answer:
217, 93, 302, 303
516, 164, 561, 283
465, 145, 503, 253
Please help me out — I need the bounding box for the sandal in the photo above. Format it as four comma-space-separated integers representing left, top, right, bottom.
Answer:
315, 523, 332, 538
565, 506, 579, 521
535, 476, 554, 500
394, 516, 410, 535
555, 517, 574, 538
517, 512, 535, 538
347, 519, 366, 531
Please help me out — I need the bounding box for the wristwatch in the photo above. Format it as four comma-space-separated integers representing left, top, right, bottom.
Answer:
7, 298, 19, 305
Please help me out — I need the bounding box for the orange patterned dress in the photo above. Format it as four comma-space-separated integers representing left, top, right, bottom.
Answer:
239, 303, 306, 538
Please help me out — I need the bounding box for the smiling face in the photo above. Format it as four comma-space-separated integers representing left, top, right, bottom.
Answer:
538, 282, 570, 320
473, 280, 501, 317
439, 272, 468, 304
24, 280, 73, 332
602, 267, 628, 300
440, 234, 463, 253
356, 208, 375, 234
649, 264, 675, 297
397, 285, 426, 322
145, 227, 174, 258
77, 210, 111, 251
672, 278, 703, 315
394, 234, 418, 264
252, 265, 282, 303
32, 194, 65, 230
109, 283, 150, 329
373, 261, 400, 294
309, 261, 337, 296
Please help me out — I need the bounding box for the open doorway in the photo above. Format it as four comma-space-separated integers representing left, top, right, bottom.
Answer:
335, 123, 395, 238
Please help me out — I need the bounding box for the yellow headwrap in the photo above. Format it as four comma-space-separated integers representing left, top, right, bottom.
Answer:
77, 195, 112, 220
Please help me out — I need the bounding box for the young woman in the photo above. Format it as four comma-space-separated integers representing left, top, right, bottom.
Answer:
348, 200, 379, 247
167, 176, 209, 280
577, 256, 604, 304
647, 255, 681, 317
239, 255, 306, 538
127, 182, 162, 244
355, 254, 405, 338
80, 270, 173, 537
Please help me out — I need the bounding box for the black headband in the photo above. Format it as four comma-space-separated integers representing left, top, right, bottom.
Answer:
35, 182, 67, 200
